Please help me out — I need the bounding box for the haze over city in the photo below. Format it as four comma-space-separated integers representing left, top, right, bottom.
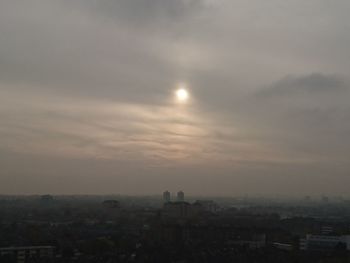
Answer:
1, 0, 350, 195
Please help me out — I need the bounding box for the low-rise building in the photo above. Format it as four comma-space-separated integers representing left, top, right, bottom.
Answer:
300, 234, 350, 251
0, 246, 55, 263
193, 200, 219, 213
102, 200, 120, 208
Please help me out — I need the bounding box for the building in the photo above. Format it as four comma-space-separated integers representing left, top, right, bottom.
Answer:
102, 200, 120, 208
0, 246, 55, 263
163, 191, 171, 203
193, 200, 219, 213
321, 226, 334, 235
300, 234, 350, 251
159, 224, 266, 249
304, 195, 311, 202
162, 201, 206, 219
163, 201, 191, 218
40, 195, 54, 203
273, 243, 293, 251
177, 191, 184, 202
322, 196, 329, 203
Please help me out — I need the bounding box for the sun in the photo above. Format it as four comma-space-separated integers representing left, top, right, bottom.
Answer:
175, 87, 189, 102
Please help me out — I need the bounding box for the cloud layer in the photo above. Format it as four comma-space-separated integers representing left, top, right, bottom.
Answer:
1, 0, 350, 195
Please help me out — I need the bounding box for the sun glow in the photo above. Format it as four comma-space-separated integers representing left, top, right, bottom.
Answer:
175, 86, 189, 103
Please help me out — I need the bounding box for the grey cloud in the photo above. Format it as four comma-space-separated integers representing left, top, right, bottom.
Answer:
260, 73, 347, 96
0, 0, 207, 104
1, 1, 350, 195
79, 0, 204, 28
230, 73, 350, 162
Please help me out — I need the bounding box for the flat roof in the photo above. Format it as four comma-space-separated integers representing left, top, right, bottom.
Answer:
0, 246, 55, 251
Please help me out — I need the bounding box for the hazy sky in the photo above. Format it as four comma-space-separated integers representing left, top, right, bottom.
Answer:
1, 0, 350, 195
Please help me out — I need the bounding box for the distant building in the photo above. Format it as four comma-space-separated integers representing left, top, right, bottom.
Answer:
40, 195, 54, 203
193, 200, 219, 213
163, 201, 191, 218
102, 200, 120, 209
159, 224, 266, 249
0, 246, 55, 263
231, 234, 266, 249
163, 201, 207, 218
322, 196, 329, 203
304, 196, 311, 202
177, 191, 184, 202
163, 202, 203, 219
300, 234, 350, 251
273, 242, 293, 251
163, 191, 171, 203
321, 226, 334, 235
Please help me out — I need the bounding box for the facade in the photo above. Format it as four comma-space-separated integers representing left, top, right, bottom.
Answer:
40, 195, 54, 202
321, 226, 334, 235
102, 200, 120, 208
162, 198, 219, 219
194, 200, 219, 213
273, 242, 293, 251
300, 234, 350, 251
163, 201, 191, 218
0, 246, 55, 263
159, 224, 266, 249
177, 191, 185, 202
322, 196, 329, 203
162, 201, 209, 218
163, 191, 171, 203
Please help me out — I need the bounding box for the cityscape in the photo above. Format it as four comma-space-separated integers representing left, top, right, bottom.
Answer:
1, 0, 350, 262
1, 193, 350, 262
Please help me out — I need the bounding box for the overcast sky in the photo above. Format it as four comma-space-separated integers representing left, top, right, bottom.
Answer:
1, 0, 350, 196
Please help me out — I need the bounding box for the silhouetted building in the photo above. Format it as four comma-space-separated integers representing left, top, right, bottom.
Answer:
0, 246, 55, 263
162, 201, 204, 218
177, 191, 184, 201
40, 195, 54, 203
159, 224, 266, 249
300, 234, 350, 251
304, 195, 311, 202
321, 226, 334, 235
273, 242, 293, 251
163, 191, 171, 203
194, 200, 219, 213
163, 201, 191, 218
322, 196, 329, 203
102, 200, 120, 208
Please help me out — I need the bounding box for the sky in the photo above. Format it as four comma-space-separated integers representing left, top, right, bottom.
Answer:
1, 0, 350, 196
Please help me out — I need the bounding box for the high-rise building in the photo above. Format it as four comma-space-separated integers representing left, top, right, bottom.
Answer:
322, 196, 329, 203
177, 191, 185, 202
163, 191, 171, 203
